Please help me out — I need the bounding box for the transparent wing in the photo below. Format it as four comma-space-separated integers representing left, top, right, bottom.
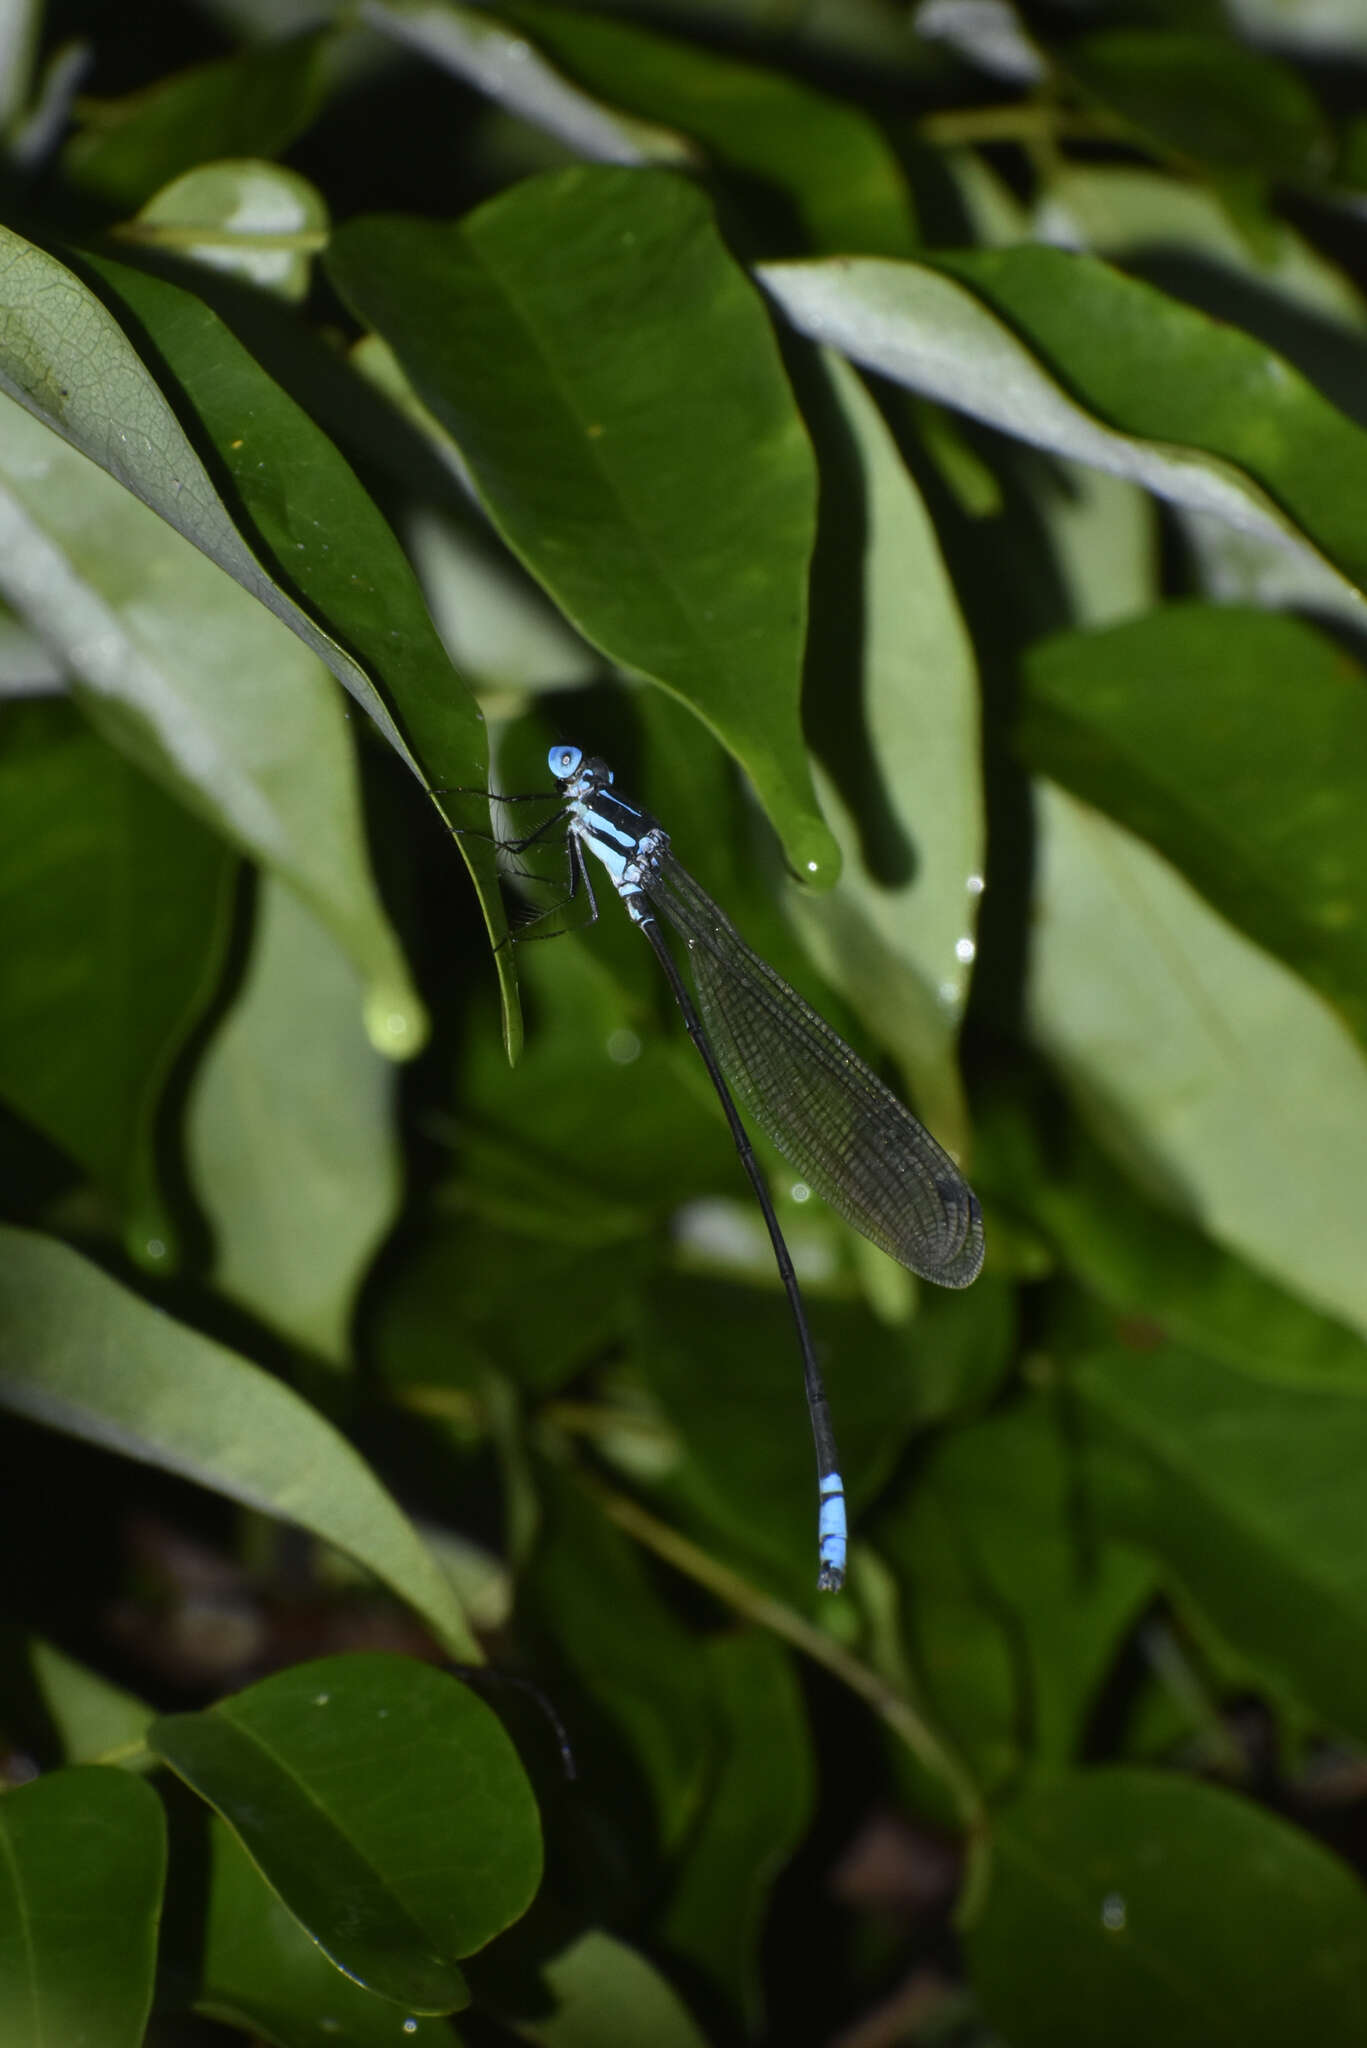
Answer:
646, 855, 983, 1286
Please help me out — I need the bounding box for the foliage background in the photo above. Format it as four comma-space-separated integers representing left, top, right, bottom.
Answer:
2, 0, 1367, 2043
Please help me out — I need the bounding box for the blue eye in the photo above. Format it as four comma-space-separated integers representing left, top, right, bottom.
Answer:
549, 744, 583, 780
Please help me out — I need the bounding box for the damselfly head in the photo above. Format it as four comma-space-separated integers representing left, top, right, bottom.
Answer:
548, 743, 583, 782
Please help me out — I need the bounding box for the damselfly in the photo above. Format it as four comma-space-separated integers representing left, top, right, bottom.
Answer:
501, 744, 984, 1591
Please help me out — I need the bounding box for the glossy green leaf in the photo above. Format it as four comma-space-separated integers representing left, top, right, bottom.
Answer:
73, 243, 508, 1049
1059, 32, 1330, 186
0, 342, 423, 1058
151, 1653, 541, 2012
967, 1770, 1367, 2048
327, 169, 835, 880
27, 1639, 153, 1767
506, 2, 917, 257
788, 348, 982, 1155
0, 699, 234, 1260
0, 1226, 479, 1660
1076, 1339, 1367, 1743
117, 158, 330, 302
1021, 604, 1367, 1044
362, 0, 696, 166
62, 31, 329, 208
757, 249, 1367, 604
0, 1766, 166, 2048
658, 1631, 812, 2027
1028, 781, 1367, 1340
199, 1818, 456, 2047
74, 244, 486, 794
187, 877, 401, 1364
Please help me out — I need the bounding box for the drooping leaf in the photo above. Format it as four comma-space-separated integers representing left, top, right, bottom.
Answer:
0, 1766, 166, 2048
0, 1226, 479, 1660
327, 168, 835, 880
758, 248, 1367, 603
0, 371, 423, 1056
0, 698, 234, 1261
73, 242, 510, 1050
187, 877, 401, 1364
788, 348, 983, 1155
151, 1653, 542, 2012
361, 0, 696, 166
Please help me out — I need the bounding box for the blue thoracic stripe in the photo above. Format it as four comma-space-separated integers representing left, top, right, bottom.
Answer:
543, 740, 984, 1594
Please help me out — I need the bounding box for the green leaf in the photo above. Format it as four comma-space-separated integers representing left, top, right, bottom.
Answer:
74, 243, 487, 797
757, 248, 1367, 604
0, 247, 426, 1053
1059, 31, 1330, 186
187, 877, 401, 1364
1028, 780, 1367, 1340
635, 1272, 1011, 1601
1036, 164, 1367, 334
0, 699, 234, 1261
116, 158, 331, 302
1076, 1339, 1367, 1744
1021, 604, 1367, 1045
74, 243, 509, 1051
523, 1472, 713, 1857
967, 1770, 1367, 2048
658, 1631, 812, 2028
788, 349, 983, 1154
0, 1766, 166, 2048
199, 1817, 456, 2047
26, 1639, 153, 1767
505, 2, 918, 257
62, 31, 330, 209
151, 1653, 542, 2013
327, 168, 835, 879
0, 1226, 479, 1660
878, 1400, 1156, 1791
979, 1076, 1367, 1387
523, 1931, 708, 2048
362, 0, 696, 166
